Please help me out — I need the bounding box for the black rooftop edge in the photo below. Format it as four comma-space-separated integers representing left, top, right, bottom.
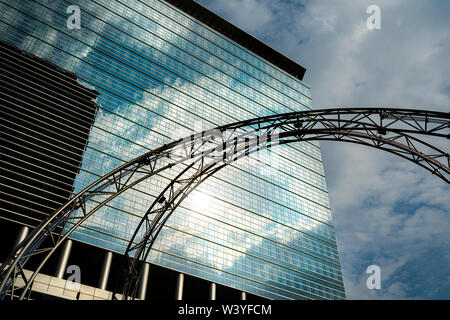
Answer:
164, 0, 307, 80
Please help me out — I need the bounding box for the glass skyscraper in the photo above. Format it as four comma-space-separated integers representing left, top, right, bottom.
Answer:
0, 0, 345, 299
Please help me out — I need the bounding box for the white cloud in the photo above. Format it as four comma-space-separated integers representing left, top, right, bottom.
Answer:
198, 0, 450, 299
204, 0, 274, 35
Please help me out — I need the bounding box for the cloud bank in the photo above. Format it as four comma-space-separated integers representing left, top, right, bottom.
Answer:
197, 0, 450, 299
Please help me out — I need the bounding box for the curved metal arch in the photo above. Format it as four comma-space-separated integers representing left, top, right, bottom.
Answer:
0, 108, 448, 300
118, 129, 449, 299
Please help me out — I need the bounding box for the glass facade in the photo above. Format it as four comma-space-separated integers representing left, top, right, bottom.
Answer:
0, 0, 345, 299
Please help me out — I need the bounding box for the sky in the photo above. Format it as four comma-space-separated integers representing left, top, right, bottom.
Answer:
196, 0, 450, 299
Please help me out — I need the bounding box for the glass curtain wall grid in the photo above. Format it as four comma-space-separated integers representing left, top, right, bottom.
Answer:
0, 0, 345, 300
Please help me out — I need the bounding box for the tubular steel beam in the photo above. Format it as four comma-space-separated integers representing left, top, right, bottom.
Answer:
118, 130, 449, 299
0, 108, 448, 300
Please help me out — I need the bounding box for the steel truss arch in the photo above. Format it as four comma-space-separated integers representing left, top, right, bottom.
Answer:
0, 108, 448, 300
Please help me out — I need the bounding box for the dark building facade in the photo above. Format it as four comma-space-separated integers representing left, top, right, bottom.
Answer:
0, 40, 98, 227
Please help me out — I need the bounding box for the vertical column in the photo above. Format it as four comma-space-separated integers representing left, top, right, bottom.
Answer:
55, 239, 72, 279
98, 251, 113, 290
209, 282, 216, 300
137, 262, 150, 300
240, 291, 247, 301
13, 226, 29, 254
175, 273, 184, 300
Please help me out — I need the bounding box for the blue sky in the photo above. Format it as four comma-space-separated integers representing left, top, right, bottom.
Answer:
197, 0, 450, 299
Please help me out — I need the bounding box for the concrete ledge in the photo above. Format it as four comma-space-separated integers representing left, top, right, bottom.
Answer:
35, 273, 51, 285
47, 285, 64, 297
32, 281, 49, 292
80, 284, 95, 295
49, 277, 66, 289
14, 278, 26, 288
94, 288, 109, 299
62, 289, 79, 300
12, 268, 118, 300
79, 293, 94, 300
